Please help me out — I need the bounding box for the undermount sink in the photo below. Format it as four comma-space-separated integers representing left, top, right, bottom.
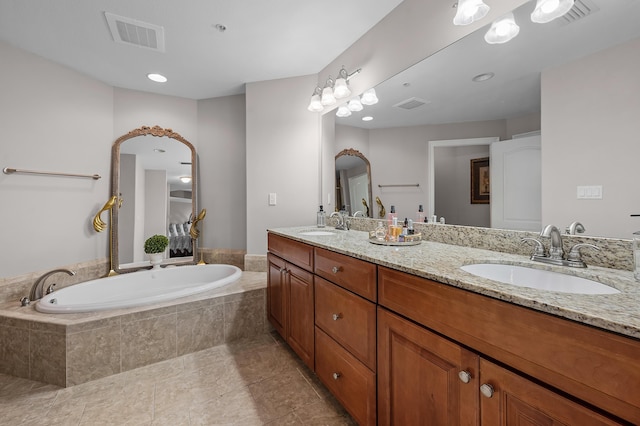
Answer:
460, 263, 620, 295
298, 230, 336, 236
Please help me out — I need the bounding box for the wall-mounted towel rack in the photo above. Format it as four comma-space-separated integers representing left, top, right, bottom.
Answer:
3, 167, 101, 180
378, 183, 419, 188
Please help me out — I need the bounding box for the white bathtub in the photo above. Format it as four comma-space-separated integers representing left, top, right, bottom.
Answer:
35, 264, 242, 314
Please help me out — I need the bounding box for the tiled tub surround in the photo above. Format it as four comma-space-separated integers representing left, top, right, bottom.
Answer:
0, 271, 268, 387
270, 225, 640, 340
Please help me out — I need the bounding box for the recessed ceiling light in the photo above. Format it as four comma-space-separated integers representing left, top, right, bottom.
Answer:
213, 24, 227, 33
179, 176, 192, 183
472, 72, 495, 82
147, 73, 167, 83
362, 116, 373, 122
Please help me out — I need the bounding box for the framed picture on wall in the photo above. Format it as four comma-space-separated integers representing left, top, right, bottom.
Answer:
471, 157, 490, 204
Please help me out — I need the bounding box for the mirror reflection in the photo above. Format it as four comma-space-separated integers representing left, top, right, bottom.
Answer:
335, 148, 373, 217
333, 0, 640, 238
112, 126, 197, 272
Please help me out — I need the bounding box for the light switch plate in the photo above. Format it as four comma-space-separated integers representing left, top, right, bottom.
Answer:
577, 185, 602, 199
268, 192, 277, 206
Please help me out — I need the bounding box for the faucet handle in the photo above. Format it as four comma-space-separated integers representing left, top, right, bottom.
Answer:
567, 243, 600, 266
521, 238, 546, 257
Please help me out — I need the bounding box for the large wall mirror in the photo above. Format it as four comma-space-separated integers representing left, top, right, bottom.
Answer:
331, 0, 640, 239
111, 125, 197, 272
335, 148, 373, 217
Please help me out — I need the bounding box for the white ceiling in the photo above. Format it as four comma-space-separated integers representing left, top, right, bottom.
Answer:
0, 0, 404, 100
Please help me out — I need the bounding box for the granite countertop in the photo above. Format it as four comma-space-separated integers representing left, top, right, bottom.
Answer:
269, 226, 640, 340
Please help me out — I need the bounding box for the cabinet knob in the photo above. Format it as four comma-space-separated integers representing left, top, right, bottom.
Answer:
332, 313, 342, 321
332, 372, 341, 380
480, 383, 494, 398
458, 370, 472, 384
332, 266, 343, 274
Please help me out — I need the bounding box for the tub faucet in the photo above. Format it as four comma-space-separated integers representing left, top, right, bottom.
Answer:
28, 269, 76, 302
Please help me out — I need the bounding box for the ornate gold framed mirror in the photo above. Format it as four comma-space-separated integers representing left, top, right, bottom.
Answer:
335, 148, 373, 217
111, 125, 197, 273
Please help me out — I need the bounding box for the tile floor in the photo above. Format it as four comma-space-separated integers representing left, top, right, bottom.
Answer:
0, 332, 355, 425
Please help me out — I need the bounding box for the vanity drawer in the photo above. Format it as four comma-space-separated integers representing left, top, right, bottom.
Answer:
314, 247, 376, 302
267, 233, 313, 272
315, 327, 376, 426
315, 277, 376, 370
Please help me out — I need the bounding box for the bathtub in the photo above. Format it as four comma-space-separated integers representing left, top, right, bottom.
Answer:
35, 264, 242, 314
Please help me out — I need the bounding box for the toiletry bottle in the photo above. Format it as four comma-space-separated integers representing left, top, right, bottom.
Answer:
388, 205, 397, 226
389, 216, 400, 242
375, 222, 386, 241
633, 231, 640, 281
402, 218, 408, 236
408, 219, 415, 235
417, 205, 425, 223
317, 205, 326, 228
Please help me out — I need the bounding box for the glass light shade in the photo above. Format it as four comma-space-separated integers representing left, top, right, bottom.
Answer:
453, 0, 490, 26
335, 105, 352, 118
333, 78, 351, 99
531, 0, 574, 23
307, 94, 323, 112
347, 98, 363, 111
321, 87, 336, 106
360, 88, 379, 106
484, 13, 520, 44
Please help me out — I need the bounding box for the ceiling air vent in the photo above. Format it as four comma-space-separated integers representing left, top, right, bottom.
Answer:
104, 12, 165, 52
393, 97, 430, 110
557, 0, 600, 26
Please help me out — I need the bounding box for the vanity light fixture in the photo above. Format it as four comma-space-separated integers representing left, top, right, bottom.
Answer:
333, 67, 352, 99
335, 105, 352, 118
307, 67, 361, 113
179, 176, 192, 183
360, 88, 379, 106
147, 73, 167, 83
453, 0, 490, 26
307, 87, 324, 112
484, 12, 520, 44
531, 0, 575, 23
347, 98, 363, 111
321, 77, 337, 106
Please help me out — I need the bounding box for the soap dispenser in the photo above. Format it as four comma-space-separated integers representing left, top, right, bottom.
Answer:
317, 205, 326, 228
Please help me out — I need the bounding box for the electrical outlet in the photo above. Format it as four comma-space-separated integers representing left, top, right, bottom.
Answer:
268, 192, 277, 206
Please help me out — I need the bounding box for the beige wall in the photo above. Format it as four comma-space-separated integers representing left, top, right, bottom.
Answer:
0, 41, 113, 278
246, 75, 322, 254
541, 37, 640, 239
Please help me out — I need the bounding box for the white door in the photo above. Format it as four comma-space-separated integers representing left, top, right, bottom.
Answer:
490, 134, 541, 231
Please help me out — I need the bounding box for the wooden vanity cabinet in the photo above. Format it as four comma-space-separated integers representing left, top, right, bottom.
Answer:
314, 248, 377, 425
378, 266, 638, 425
267, 234, 315, 370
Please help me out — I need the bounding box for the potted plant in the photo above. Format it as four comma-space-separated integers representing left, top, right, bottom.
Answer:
144, 234, 169, 269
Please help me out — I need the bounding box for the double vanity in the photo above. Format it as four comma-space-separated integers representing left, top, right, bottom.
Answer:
267, 225, 640, 425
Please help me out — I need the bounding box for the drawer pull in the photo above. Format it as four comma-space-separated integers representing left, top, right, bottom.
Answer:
458, 370, 472, 384
331, 266, 343, 274
332, 313, 342, 321
480, 383, 494, 398
332, 372, 341, 380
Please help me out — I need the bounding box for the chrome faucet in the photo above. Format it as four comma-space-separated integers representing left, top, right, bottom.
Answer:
521, 224, 599, 268
566, 221, 585, 235
330, 211, 350, 231
352, 210, 365, 218
540, 224, 565, 260
28, 269, 76, 302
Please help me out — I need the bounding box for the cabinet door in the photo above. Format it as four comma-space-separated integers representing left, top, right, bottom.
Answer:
480, 359, 623, 426
287, 262, 315, 371
267, 253, 287, 339
378, 308, 479, 426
